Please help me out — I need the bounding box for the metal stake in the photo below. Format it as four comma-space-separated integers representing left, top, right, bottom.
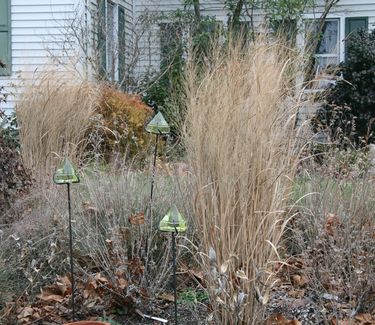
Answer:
67, 183, 76, 321
150, 133, 160, 210
172, 229, 178, 325
144, 133, 160, 281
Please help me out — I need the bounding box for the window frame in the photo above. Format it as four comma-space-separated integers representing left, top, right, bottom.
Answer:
299, 13, 370, 65
302, 17, 340, 74
0, 0, 11, 76
98, 0, 125, 82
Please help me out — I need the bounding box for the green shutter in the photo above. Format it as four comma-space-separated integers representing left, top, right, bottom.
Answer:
0, 0, 10, 76
118, 6, 125, 85
345, 17, 368, 38
97, 0, 107, 77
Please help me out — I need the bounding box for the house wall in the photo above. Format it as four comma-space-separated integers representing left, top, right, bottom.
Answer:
302, 0, 375, 63
134, 0, 375, 79
0, 0, 83, 113
296, 0, 375, 125
310, 0, 375, 27
134, 0, 263, 78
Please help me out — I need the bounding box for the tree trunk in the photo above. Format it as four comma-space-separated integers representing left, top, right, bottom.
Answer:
305, 0, 340, 82
229, 0, 245, 32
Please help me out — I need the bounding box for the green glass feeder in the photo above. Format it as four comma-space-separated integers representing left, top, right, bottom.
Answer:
145, 112, 170, 134
159, 205, 187, 233
53, 158, 80, 184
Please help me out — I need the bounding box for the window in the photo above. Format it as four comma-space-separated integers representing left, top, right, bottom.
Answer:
97, 0, 126, 82
345, 17, 368, 39
0, 0, 10, 76
307, 19, 340, 73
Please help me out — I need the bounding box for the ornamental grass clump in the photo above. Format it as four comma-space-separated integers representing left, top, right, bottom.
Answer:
184, 38, 304, 324
17, 72, 98, 179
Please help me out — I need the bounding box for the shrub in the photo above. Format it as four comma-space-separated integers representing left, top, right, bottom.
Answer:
313, 29, 375, 146
0, 89, 31, 219
90, 87, 153, 162
0, 132, 31, 218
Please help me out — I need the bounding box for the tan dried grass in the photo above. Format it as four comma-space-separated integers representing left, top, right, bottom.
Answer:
17, 72, 99, 179
184, 38, 304, 324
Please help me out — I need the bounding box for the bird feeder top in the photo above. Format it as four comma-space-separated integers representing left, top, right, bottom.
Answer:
53, 157, 80, 184
145, 112, 170, 134
159, 205, 187, 233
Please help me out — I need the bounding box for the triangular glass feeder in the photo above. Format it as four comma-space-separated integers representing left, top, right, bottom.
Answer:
159, 205, 187, 233
145, 112, 170, 134
53, 157, 80, 184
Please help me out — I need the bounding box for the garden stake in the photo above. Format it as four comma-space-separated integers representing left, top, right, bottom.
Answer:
145, 112, 170, 222
53, 157, 80, 322
159, 205, 188, 325
149, 132, 160, 209
172, 228, 178, 325
146, 112, 171, 210
67, 183, 75, 321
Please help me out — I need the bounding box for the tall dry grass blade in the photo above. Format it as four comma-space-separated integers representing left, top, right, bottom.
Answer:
17, 71, 99, 179
184, 37, 305, 324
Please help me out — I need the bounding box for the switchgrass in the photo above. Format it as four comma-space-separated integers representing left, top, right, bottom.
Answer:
17, 71, 99, 179
183, 38, 305, 324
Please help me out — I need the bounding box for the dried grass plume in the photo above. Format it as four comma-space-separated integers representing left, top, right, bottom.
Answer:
184, 37, 304, 324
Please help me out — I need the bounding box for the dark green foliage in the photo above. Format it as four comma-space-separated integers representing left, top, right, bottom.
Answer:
0, 111, 19, 149
314, 29, 375, 146
0, 132, 32, 215
142, 10, 220, 141
0, 89, 31, 216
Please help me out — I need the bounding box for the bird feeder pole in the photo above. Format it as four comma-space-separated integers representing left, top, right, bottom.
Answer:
159, 205, 188, 325
53, 158, 80, 322
145, 112, 170, 222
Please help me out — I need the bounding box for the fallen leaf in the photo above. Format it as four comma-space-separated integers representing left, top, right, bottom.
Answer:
266, 314, 302, 325
17, 307, 34, 319
118, 278, 128, 289
325, 213, 341, 236
39, 293, 64, 303
158, 292, 175, 302
288, 289, 305, 298
94, 273, 109, 283
355, 313, 374, 323
292, 275, 309, 287
128, 211, 145, 225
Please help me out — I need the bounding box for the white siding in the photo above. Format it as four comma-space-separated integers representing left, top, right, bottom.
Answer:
306, 0, 375, 29
134, 0, 375, 79
134, 0, 263, 77
0, 0, 82, 113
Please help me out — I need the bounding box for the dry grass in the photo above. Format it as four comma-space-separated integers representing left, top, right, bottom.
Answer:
287, 162, 375, 321
183, 38, 305, 324
0, 164, 192, 322
17, 71, 99, 179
